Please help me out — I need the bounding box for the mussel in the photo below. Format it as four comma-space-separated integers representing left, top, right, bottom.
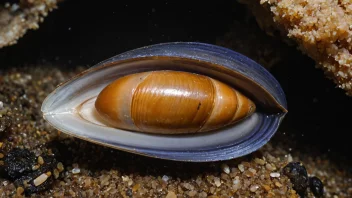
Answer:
41, 42, 287, 162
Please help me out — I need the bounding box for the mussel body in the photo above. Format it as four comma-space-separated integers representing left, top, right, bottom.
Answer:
95, 70, 256, 134
41, 42, 287, 162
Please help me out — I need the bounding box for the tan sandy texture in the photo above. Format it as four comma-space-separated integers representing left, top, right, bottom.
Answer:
241, 0, 352, 96
0, 0, 60, 49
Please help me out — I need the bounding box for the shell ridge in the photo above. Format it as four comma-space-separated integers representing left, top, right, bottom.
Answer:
197, 77, 216, 132
232, 89, 240, 123
130, 71, 154, 132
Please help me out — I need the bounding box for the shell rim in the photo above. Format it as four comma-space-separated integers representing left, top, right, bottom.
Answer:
41, 42, 288, 162
42, 112, 286, 162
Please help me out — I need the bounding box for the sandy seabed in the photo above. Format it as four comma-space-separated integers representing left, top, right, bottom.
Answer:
0, 1, 351, 197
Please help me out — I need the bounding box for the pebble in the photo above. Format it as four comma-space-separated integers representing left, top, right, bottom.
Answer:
84, 178, 92, 188
162, 175, 169, 182
221, 164, 230, 174
214, 177, 221, 187
250, 184, 260, 192
182, 183, 194, 190
275, 182, 283, 187
249, 168, 257, 174
270, 172, 280, 178
32, 165, 40, 171
53, 169, 60, 179
57, 162, 64, 172
122, 176, 129, 182
38, 156, 44, 165
233, 176, 241, 190
72, 168, 80, 174
33, 173, 49, 186
0, 101, 3, 110
309, 176, 324, 197
199, 191, 207, 197
100, 175, 111, 186
265, 163, 275, 171
254, 158, 266, 165
126, 188, 132, 197
283, 162, 309, 195
262, 184, 271, 191
16, 187, 24, 195
245, 169, 256, 177
166, 191, 177, 198
132, 183, 140, 192
187, 190, 197, 197
69, 189, 76, 197
233, 177, 240, 185
238, 164, 245, 172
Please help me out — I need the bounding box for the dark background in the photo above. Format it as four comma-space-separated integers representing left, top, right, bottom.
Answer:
0, 0, 350, 161
0, 0, 241, 67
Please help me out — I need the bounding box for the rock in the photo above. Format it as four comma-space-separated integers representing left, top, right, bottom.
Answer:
283, 162, 309, 196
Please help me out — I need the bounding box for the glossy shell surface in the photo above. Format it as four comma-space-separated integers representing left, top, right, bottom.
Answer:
95, 70, 256, 134
41, 42, 287, 162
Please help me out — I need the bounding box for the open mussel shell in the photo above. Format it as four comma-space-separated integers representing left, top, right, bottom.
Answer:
41, 42, 287, 162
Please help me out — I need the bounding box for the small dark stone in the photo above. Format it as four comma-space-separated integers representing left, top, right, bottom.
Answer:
4, 148, 63, 195
309, 176, 324, 197
4, 148, 36, 180
14, 170, 54, 195
0, 117, 11, 134
7, 136, 14, 142
13, 154, 60, 195
21, 155, 61, 195
126, 188, 133, 197
283, 162, 309, 196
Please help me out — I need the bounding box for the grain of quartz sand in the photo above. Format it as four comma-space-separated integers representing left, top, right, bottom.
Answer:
0, 66, 350, 198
